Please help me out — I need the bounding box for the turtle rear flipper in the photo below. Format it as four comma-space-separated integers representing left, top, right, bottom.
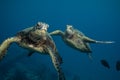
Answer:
0, 37, 20, 60
47, 47, 65, 80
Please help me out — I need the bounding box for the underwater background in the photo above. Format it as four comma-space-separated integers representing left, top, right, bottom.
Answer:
0, 0, 120, 80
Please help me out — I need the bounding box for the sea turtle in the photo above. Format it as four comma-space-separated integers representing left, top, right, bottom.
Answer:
50, 25, 114, 59
0, 22, 65, 80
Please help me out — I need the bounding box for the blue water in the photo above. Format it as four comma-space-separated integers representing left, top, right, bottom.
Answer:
0, 0, 120, 80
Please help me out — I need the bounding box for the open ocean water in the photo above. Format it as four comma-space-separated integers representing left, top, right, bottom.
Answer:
0, 0, 120, 80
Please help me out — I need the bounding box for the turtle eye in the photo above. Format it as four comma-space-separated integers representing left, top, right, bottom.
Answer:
69, 26, 72, 28
36, 25, 42, 29
35, 22, 43, 30
37, 22, 42, 26
34, 22, 49, 31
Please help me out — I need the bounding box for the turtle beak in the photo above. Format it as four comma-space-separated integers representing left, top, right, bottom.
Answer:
41, 24, 49, 31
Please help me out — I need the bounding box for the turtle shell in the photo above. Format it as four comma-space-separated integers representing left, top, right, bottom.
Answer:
64, 26, 92, 53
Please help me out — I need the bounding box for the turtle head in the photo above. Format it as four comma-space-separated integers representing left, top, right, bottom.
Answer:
66, 25, 74, 35
65, 25, 74, 38
34, 22, 49, 31
28, 22, 49, 43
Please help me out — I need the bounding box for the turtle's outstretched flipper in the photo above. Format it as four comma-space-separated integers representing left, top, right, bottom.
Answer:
95, 41, 115, 44
50, 30, 64, 36
83, 36, 114, 44
0, 37, 20, 60
47, 47, 65, 80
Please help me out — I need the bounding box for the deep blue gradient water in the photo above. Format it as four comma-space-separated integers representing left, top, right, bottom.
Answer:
0, 0, 120, 80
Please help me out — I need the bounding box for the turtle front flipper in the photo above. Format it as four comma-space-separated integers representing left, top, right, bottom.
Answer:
47, 48, 65, 80
49, 30, 64, 36
95, 41, 115, 44
0, 37, 20, 60
45, 35, 64, 80
17, 27, 34, 35
83, 36, 114, 44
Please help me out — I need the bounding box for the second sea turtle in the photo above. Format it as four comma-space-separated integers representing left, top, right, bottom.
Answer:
50, 25, 114, 59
